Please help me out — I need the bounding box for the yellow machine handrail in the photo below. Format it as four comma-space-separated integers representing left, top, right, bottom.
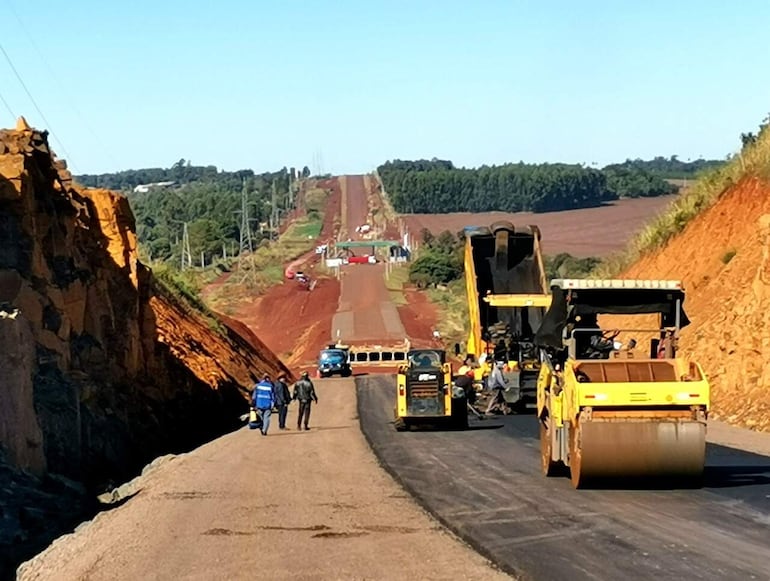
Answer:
483, 294, 552, 308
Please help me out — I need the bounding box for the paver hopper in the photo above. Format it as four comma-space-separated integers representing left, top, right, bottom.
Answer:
461, 222, 550, 410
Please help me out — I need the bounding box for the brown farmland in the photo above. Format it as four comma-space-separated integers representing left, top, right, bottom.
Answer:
403, 195, 677, 257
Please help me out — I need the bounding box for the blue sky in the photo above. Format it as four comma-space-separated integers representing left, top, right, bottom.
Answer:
1, 0, 768, 175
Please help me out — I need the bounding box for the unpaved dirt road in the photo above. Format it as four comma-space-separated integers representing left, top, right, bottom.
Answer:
333, 263, 406, 343
332, 175, 406, 344
18, 379, 507, 581
358, 375, 770, 581
341, 174, 370, 243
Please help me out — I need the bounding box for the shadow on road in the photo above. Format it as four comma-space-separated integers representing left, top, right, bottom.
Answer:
465, 423, 505, 431
704, 443, 770, 491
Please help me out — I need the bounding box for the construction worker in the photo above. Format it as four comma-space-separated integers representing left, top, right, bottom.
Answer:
273, 374, 292, 430
485, 360, 508, 414
293, 371, 318, 431
455, 357, 477, 405
252, 375, 275, 436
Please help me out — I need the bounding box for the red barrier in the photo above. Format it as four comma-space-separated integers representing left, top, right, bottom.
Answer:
348, 256, 370, 264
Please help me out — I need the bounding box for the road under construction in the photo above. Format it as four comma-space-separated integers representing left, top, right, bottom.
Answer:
16, 174, 770, 581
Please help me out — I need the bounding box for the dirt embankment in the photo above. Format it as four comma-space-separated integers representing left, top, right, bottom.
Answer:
214, 177, 343, 369
622, 177, 770, 431
0, 120, 290, 576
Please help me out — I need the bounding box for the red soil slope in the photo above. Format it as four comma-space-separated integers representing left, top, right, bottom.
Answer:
622, 177, 770, 432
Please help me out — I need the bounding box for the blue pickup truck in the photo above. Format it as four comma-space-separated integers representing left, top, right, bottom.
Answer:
318, 347, 352, 378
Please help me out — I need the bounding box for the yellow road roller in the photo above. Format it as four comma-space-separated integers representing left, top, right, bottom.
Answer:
535, 279, 709, 488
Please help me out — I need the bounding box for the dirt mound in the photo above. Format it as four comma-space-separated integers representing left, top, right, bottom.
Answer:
397, 288, 443, 349
622, 177, 770, 431
232, 276, 341, 367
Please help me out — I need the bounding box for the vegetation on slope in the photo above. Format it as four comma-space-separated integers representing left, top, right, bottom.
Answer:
204, 187, 329, 310
596, 115, 770, 277
76, 160, 302, 265
408, 230, 464, 287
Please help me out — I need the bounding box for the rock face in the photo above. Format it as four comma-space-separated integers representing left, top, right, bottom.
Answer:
0, 120, 292, 572
622, 177, 770, 432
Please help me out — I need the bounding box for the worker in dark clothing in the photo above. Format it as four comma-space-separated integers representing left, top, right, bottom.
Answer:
293, 371, 318, 431
273, 374, 292, 430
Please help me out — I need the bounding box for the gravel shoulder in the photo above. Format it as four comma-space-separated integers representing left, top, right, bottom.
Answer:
18, 378, 509, 581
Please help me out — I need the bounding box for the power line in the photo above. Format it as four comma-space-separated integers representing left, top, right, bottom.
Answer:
0, 40, 78, 172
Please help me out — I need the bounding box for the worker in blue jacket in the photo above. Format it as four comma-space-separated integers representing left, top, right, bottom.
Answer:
252, 375, 275, 435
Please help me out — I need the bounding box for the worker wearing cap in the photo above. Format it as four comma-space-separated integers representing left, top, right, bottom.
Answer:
292, 371, 318, 431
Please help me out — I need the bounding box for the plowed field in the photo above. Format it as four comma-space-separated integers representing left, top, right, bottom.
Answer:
403, 195, 676, 257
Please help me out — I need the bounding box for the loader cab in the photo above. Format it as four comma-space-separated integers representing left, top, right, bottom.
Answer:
408, 349, 445, 368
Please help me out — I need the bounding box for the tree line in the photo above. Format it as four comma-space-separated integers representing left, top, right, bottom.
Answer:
75, 162, 301, 264
604, 156, 723, 179
377, 155, 723, 214
77, 158, 311, 191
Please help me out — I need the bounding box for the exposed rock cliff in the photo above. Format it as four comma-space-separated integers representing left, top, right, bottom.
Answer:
0, 119, 291, 574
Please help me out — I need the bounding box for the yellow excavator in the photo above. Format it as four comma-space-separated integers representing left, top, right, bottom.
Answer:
535, 279, 710, 487
460, 222, 550, 411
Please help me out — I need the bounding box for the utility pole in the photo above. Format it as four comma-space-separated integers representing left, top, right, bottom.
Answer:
182, 223, 192, 270
288, 168, 294, 208
233, 180, 260, 283
270, 179, 278, 240
172, 221, 193, 270
236, 179, 254, 256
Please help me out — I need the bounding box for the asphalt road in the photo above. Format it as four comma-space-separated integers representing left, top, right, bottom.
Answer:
358, 375, 770, 581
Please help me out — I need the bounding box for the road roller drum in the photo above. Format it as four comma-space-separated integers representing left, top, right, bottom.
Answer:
569, 416, 706, 487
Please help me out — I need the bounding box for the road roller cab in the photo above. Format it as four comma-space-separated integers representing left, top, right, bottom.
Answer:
394, 349, 468, 431
535, 279, 710, 488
